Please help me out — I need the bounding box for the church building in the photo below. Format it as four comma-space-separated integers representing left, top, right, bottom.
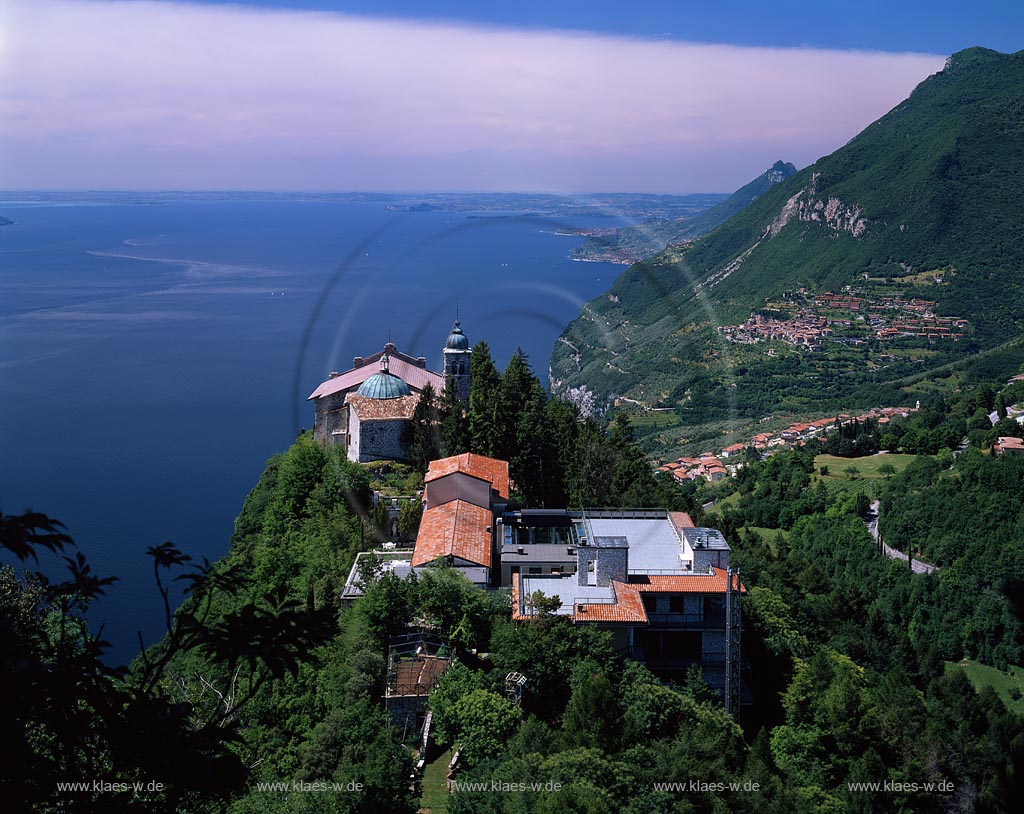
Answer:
307, 321, 471, 462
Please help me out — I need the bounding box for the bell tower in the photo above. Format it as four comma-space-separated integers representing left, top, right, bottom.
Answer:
443, 319, 472, 404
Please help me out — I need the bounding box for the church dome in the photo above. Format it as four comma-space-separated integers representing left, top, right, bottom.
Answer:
357, 355, 411, 399
445, 320, 469, 350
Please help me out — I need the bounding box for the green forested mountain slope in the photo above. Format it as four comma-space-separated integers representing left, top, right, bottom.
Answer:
571, 161, 797, 263
552, 48, 1024, 424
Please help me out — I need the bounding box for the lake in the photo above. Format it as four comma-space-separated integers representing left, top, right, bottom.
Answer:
0, 195, 627, 662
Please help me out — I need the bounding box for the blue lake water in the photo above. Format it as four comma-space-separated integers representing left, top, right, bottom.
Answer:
0, 197, 626, 662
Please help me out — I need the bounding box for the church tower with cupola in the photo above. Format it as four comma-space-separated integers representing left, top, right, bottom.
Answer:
443, 319, 472, 405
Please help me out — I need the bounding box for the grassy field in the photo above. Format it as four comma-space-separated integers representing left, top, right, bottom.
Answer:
419, 746, 454, 813
741, 526, 787, 555
631, 410, 683, 430
945, 660, 1024, 717
814, 453, 919, 479
708, 490, 743, 512
810, 453, 919, 499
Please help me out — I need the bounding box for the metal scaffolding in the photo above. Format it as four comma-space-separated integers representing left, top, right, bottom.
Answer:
724, 566, 742, 721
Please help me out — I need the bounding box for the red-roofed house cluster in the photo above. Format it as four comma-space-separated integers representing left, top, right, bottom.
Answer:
659, 453, 731, 483
719, 309, 832, 348
994, 437, 1024, 456
657, 405, 919, 483
718, 287, 969, 350
342, 455, 747, 713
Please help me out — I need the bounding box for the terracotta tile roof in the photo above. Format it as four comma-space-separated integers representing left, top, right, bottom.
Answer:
345, 394, 419, 421
425, 453, 510, 500
669, 511, 695, 533
308, 349, 445, 400
630, 568, 746, 594
574, 581, 648, 624
510, 573, 529, 621
412, 499, 492, 568
512, 577, 648, 625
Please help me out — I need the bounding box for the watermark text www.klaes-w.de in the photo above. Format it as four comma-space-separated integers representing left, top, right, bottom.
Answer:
652, 780, 761, 793
56, 780, 166, 794
254, 780, 364, 793
847, 779, 955, 794
453, 780, 563, 793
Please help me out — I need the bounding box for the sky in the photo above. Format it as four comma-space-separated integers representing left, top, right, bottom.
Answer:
0, 0, 1018, 193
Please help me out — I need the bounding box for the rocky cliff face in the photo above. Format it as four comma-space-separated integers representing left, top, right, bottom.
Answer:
766, 173, 867, 239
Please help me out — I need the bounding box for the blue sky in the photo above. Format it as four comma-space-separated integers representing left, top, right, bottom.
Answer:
184, 0, 1024, 55
0, 1, 1017, 192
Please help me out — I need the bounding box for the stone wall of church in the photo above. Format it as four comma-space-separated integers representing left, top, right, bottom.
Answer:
355, 418, 409, 463
313, 393, 347, 445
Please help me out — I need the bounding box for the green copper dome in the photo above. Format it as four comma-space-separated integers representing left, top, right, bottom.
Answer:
357, 355, 411, 399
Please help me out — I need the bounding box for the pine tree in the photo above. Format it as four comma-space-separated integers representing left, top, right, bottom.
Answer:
540, 397, 581, 508
440, 377, 469, 457
495, 348, 533, 462
468, 341, 500, 456
512, 377, 547, 505
407, 384, 440, 471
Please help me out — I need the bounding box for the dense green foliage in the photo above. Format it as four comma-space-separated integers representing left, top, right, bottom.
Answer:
6, 372, 1023, 812
443, 342, 697, 510
0, 508, 337, 813
553, 48, 1024, 438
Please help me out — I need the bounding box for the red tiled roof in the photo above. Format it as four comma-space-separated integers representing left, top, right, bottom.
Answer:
411, 499, 492, 568
630, 568, 746, 594
669, 511, 695, 532
510, 572, 560, 621
425, 453, 510, 500
345, 394, 418, 421
308, 349, 445, 400
574, 581, 648, 624
511, 573, 528, 620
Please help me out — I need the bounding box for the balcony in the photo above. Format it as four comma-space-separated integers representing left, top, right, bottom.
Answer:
642, 612, 727, 629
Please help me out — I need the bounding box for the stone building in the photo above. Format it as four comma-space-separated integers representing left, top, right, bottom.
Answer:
441, 319, 472, 404
307, 321, 471, 462
505, 509, 748, 716
344, 355, 420, 463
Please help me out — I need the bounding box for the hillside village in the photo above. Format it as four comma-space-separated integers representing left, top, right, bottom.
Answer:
658, 405, 919, 483
719, 285, 970, 350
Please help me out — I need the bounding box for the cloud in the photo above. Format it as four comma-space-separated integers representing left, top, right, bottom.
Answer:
0, 0, 946, 191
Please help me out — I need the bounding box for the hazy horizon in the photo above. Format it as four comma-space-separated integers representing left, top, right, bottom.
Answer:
1, 0, 950, 193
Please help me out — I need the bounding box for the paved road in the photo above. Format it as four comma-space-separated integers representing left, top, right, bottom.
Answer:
866, 500, 939, 575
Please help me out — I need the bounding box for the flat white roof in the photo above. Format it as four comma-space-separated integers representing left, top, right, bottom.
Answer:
586, 517, 684, 573
521, 574, 613, 616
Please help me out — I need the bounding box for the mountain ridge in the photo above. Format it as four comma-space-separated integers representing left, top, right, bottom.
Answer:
551, 47, 1024, 439
570, 160, 797, 263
